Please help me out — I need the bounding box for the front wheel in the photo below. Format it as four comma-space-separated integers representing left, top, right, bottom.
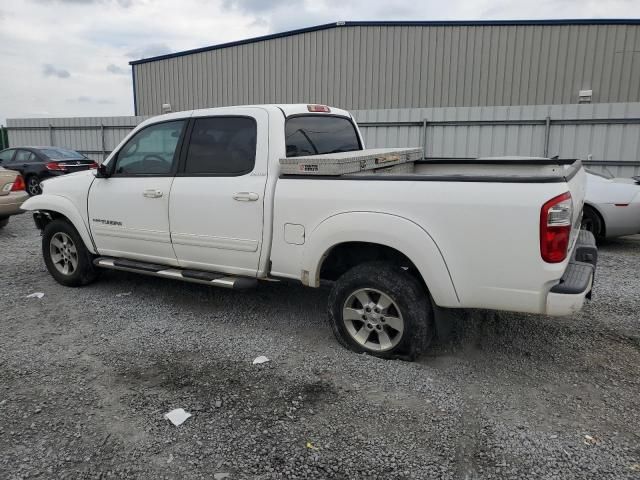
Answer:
0, 217, 8, 229
581, 206, 605, 242
328, 261, 433, 360
42, 219, 99, 287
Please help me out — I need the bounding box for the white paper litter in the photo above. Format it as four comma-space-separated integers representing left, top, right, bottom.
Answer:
116, 292, 132, 297
252, 356, 270, 365
164, 408, 192, 426
25, 292, 45, 299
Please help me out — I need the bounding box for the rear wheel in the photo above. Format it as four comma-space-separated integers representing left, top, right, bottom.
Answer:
0, 217, 8, 229
328, 261, 433, 360
26, 175, 42, 196
581, 206, 605, 242
42, 219, 98, 286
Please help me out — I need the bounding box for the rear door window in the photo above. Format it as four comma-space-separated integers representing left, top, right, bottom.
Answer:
14, 150, 35, 163
184, 117, 257, 175
285, 115, 361, 157
0, 149, 15, 165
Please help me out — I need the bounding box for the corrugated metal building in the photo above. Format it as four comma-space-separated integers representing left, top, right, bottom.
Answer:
7, 19, 640, 176
130, 20, 640, 116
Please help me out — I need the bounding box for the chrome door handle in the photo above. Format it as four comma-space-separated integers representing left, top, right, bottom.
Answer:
233, 192, 259, 201
143, 189, 163, 198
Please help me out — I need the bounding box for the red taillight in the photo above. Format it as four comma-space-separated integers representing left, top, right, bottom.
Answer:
88, 162, 99, 169
307, 104, 331, 113
10, 175, 26, 192
540, 192, 573, 263
45, 162, 66, 171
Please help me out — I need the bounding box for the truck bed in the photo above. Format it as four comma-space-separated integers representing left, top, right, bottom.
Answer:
411, 157, 581, 182
280, 151, 582, 183
272, 155, 587, 315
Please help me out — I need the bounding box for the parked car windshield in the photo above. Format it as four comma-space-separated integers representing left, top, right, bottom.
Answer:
40, 148, 86, 160
285, 115, 361, 157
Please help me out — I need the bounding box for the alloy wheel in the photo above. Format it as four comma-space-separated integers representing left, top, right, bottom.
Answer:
49, 232, 78, 275
342, 288, 404, 351
27, 177, 41, 195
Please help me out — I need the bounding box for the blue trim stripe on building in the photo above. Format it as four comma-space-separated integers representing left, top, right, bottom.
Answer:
129, 19, 640, 66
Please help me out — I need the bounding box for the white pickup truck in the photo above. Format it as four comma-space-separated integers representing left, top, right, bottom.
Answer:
23, 104, 597, 360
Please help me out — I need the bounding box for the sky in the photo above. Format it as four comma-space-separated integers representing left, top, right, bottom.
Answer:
0, 0, 639, 124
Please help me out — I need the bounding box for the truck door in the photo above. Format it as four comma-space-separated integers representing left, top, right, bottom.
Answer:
169, 109, 269, 276
88, 119, 186, 265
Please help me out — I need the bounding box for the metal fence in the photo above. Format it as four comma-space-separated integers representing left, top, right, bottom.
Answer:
7, 102, 640, 177
352, 102, 640, 177
0, 126, 9, 150
5, 116, 149, 162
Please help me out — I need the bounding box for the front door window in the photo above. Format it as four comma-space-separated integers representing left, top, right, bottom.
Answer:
113, 120, 185, 175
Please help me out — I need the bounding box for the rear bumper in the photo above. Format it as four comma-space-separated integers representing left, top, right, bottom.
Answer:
0, 191, 29, 217
545, 230, 597, 316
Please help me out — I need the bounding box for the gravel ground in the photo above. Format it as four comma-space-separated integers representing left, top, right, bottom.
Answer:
0, 212, 639, 479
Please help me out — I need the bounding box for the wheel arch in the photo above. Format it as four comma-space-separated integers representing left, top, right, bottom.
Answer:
22, 194, 97, 254
303, 211, 460, 307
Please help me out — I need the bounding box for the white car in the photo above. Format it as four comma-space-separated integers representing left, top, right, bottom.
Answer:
21, 104, 596, 360
583, 172, 640, 240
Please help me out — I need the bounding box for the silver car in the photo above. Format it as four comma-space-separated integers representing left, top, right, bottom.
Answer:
582, 171, 640, 241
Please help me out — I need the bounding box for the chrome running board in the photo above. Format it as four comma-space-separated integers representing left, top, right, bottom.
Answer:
93, 257, 258, 290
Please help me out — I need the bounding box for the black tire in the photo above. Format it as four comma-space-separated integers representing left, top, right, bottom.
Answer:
581, 205, 605, 242
42, 219, 99, 287
26, 175, 42, 196
0, 217, 8, 229
328, 261, 433, 360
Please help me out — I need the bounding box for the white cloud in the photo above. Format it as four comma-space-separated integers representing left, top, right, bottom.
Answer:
43, 64, 71, 78
0, 0, 639, 124
106, 63, 129, 75
66, 95, 116, 104
125, 43, 172, 60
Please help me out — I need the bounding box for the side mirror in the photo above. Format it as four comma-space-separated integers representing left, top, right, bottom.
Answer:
96, 163, 111, 178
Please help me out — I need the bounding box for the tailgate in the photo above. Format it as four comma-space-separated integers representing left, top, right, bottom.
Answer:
564, 161, 587, 251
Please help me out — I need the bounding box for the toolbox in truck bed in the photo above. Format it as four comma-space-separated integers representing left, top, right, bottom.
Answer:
279, 148, 423, 176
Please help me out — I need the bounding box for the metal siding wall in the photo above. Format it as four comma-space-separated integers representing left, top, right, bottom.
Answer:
7, 102, 640, 176
6, 116, 149, 162
352, 102, 640, 177
133, 24, 640, 116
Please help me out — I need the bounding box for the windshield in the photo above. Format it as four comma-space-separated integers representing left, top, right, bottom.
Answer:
40, 148, 86, 160
285, 115, 361, 157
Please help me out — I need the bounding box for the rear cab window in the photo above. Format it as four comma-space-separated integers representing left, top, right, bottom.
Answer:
285, 115, 361, 157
